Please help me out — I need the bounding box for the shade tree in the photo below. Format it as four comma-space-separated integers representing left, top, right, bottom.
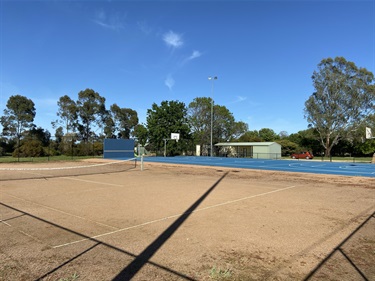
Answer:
304, 57, 375, 156
0, 95, 36, 155
146, 100, 191, 155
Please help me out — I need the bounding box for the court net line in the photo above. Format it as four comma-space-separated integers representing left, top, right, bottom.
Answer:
53, 184, 297, 248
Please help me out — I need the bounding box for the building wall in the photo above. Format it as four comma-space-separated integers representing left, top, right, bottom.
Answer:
269, 143, 282, 154
216, 142, 282, 159
250, 143, 281, 159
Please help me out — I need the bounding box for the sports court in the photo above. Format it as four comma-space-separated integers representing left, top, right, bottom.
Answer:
0, 159, 374, 280
142, 156, 375, 178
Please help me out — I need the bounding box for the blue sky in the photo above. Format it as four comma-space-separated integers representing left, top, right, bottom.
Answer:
1, 0, 374, 136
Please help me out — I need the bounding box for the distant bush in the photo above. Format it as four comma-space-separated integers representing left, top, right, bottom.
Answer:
276, 139, 300, 156
13, 140, 45, 157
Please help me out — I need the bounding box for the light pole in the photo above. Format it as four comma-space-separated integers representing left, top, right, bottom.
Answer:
208, 76, 217, 157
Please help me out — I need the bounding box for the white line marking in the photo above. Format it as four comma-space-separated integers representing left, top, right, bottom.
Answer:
53, 185, 297, 248
2, 220, 44, 243
60, 177, 124, 187
3, 193, 119, 230
1, 220, 11, 226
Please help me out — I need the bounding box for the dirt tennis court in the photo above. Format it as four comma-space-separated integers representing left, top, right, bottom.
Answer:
0, 160, 374, 281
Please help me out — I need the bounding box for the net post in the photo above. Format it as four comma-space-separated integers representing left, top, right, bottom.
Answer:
141, 155, 144, 171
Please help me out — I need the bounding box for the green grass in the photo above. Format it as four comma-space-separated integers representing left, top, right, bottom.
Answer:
209, 266, 233, 280
0, 155, 102, 163
58, 273, 80, 281
283, 156, 373, 163
315, 156, 373, 163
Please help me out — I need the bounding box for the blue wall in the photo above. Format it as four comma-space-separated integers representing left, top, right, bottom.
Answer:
103, 139, 135, 159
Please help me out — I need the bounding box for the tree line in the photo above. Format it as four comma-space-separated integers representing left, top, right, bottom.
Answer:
1, 57, 375, 158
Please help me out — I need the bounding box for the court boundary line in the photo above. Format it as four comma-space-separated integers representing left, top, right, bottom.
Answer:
0, 201, 195, 281
3, 193, 119, 230
53, 184, 297, 248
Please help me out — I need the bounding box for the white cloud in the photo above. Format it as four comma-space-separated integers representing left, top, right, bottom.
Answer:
188, 50, 201, 60
163, 30, 183, 48
229, 96, 247, 104
137, 20, 152, 35
165, 74, 175, 91
93, 10, 125, 31
181, 50, 202, 65
235, 96, 247, 102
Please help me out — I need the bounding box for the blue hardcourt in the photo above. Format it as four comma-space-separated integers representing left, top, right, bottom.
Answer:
142, 156, 375, 178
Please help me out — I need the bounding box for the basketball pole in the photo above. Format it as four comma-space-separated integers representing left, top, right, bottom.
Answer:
163, 138, 178, 157
164, 133, 180, 157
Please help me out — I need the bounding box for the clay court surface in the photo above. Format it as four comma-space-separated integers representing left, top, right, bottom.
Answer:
0, 160, 374, 281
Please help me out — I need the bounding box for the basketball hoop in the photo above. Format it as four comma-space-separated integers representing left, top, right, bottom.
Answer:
171, 133, 180, 142
365, 127, 373, 139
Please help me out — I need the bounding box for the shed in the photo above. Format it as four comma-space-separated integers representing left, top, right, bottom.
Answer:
215, 142, 282, 159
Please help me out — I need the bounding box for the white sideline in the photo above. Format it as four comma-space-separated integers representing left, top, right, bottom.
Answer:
3, 193, 119, 230
52, 185, 297, 248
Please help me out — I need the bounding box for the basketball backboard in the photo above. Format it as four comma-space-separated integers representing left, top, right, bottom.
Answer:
171, 133, 180, 142
365, 127, 373, 139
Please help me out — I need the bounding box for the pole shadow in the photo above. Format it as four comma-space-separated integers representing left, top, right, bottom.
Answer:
112, 171, 229, 280
303, 211, 375, 281
0, 202, 194, 281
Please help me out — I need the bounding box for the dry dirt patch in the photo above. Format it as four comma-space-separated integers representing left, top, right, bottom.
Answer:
0, 161, 374, 280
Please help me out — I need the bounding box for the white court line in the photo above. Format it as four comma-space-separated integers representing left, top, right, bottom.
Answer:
3, 193, 119, 230
1, 220, 45, 243
53, 185, 297, 249
60, 176, 124, 187
1, 220, 11, 226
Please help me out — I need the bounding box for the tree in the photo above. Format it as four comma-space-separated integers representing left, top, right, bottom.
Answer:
27, 127, 51, 146
304, 57, 375, 156
188, 97, 211, 148
0, 95, 36, 150
110, 104, 139, 139
52, 95, 77, 134
188, 97, 248, 149
238, 130, 262, 142
76, 89, 106, 142
288, 129, 321, 155
278, 131, 289, 139
238, 128, 279, 142
231, 121, 249, 140
103, 111, 116, 139
146, 100, 191, 155
133, 124, 148, 146
15, 139, 44, 157
259, 128, 279, 141
276, 139, 299, 156
213, 105, 248, 142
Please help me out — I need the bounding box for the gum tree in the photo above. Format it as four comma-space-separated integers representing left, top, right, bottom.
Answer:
0, 95, 36, 145
188, 97, 248, 149
304, 57, 375, 156
52, 95, 77, 134
109, 103, 139, 139
76, 88, 106, 142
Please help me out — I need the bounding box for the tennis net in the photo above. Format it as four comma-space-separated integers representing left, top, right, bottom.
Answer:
0, 158, 137, 181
